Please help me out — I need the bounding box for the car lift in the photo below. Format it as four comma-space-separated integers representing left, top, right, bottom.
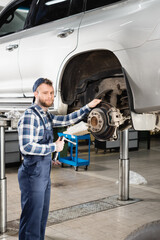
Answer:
0, 123, 130, 233
0, 118, 11, 233
119, 129, 129, 200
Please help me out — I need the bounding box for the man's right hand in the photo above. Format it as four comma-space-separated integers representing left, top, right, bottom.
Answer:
55, 137, 65, 152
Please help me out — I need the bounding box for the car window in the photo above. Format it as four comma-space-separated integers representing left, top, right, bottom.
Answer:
86, 0, 122, 11
0, 1, 31, 37
69, 0, 84, 15
33, 0, 71, 26
25, 0, 84, 29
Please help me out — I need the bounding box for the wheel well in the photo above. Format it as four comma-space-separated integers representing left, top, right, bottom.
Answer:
61, 50, 130, 116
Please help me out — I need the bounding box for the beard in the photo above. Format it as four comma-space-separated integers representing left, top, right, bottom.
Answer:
38, 98, 53, 108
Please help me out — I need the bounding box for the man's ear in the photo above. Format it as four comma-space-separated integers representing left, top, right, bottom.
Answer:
34, 91, 39, 102
34, 91, 38, 98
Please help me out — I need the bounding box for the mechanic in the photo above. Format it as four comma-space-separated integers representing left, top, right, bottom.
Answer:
17, 77, 101, 240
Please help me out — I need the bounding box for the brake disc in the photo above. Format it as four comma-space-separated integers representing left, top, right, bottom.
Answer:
87, 102, 116, 141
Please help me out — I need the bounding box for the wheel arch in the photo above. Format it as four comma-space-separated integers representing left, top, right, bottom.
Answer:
60, 49, 134, 115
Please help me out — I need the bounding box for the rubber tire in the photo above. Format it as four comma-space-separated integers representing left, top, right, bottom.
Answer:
124, 220, 160, 240
95, 148, 98, 154
74, 166, 78, 171
84, 166, 88, 171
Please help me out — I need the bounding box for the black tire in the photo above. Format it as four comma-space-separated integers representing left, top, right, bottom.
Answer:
84, 165, 88, 171
124, 220, 160, 240
74, 166, 78, 171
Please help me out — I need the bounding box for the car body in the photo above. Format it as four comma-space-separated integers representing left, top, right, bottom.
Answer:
0, 0, 160, 138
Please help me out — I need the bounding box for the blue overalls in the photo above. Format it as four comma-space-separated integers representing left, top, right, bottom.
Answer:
18, 107, 53, 240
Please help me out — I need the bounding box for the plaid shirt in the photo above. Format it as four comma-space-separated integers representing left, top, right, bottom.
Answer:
18, 104, 90, 156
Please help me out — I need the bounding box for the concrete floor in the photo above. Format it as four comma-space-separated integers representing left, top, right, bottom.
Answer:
1, 138, 160, 240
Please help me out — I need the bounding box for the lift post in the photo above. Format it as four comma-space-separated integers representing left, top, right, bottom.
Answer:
0, 118, 11, 233
119, 129, 130, 201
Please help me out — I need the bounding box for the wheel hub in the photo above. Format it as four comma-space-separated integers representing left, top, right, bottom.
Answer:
87, 102, 116, 141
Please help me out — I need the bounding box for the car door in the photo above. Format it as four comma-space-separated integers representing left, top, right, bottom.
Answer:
0, 0, 30, 98
0, 37, 21, 98
19, 0, 84, 97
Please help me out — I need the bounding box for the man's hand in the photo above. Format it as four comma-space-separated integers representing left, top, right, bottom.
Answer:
88, 99, 102, 108
52, 159, 61, 166
55, 137, 65, 152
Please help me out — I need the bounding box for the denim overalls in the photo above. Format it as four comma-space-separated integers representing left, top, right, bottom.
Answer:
18, 107, 53, 240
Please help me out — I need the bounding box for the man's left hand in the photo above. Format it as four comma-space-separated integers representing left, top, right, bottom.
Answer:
88, 99, 102, 108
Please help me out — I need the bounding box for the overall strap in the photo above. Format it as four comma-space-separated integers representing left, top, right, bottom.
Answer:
46, 112, 52, 122
30, 106, 46, 129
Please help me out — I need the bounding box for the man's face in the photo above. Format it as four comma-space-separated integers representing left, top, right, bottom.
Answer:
34, 83, 54, 108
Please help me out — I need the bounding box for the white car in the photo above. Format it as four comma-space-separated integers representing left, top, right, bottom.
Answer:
0, 0, 160, 139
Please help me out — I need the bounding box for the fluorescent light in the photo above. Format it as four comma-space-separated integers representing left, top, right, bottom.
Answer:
45, 0, 67, 6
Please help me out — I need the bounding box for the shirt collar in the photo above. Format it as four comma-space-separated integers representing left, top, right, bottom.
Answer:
32, 104, 47, 115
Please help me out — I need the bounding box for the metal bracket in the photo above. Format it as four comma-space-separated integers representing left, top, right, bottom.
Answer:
0, 118, 11, 233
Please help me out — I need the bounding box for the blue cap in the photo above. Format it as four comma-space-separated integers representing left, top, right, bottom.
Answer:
33, 78, 45, 92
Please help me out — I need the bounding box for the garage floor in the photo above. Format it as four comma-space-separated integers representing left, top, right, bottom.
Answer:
1, 137, 160, 240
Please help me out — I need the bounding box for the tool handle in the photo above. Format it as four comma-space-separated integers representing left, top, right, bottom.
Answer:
52, 136, 64, 161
